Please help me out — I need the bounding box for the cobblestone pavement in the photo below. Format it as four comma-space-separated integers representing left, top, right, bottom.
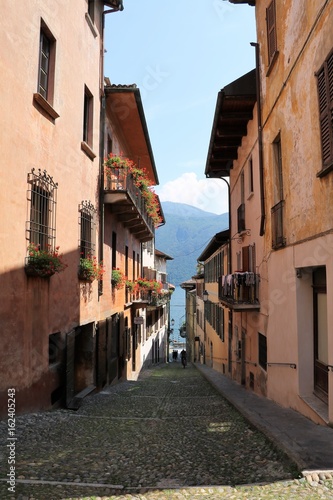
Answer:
1, 363, 333, 499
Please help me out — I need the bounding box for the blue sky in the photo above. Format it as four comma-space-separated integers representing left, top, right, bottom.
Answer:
104, 1, 256, 214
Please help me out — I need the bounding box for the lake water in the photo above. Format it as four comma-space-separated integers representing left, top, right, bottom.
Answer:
170, 286, 186, 344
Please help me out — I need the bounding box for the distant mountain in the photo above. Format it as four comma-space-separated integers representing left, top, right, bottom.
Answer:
161, 201, 220, 218
155, 202, 228, 285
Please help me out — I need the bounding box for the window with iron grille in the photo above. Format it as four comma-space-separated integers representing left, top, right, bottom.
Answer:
266, 0, 278, 68
26, 168, 58, 250
79, 201, 96, 258
316, 49, 333, 174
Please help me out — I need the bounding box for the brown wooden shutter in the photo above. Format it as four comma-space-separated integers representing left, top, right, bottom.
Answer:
266, 0, 277, 65
242, 246, 249, 272
317, 51, 333, 168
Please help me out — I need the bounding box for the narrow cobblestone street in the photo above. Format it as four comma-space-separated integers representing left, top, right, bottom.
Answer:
1, 364, 333, 499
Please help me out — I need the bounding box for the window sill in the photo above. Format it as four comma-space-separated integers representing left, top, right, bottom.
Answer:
316, 161, 333, 178
81, 141, 96, 160
247, 191, 254, 201
85, 13, 98, 38
33, 93, 59, 120
266, 51, 279, 77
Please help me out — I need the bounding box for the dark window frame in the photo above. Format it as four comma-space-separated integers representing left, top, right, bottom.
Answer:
33, 20, 59, 120
258, 332, 267, 371
316, 49, 333, 176
81, 85, 96, 159
266, 0, 279, 74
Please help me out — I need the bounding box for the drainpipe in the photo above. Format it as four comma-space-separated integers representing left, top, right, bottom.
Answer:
98, 3, 124, 297
251, 42, 265, 236
220, 177, 232, 274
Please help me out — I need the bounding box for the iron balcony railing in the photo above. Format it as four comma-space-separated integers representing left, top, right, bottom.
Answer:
104, 169, 155, 237
126, 289, 171, 307
218, 272, 260, 310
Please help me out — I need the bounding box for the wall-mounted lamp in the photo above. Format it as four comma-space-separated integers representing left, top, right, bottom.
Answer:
203, 290, 209, 302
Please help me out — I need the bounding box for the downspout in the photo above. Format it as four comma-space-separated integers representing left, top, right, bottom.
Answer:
98, 3, 124, 297
251, 42, 265, 236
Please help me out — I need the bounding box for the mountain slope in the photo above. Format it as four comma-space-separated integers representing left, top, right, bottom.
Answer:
156, 202, 228, 285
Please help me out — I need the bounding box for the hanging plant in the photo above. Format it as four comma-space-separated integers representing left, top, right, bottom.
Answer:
111, 268, 126, 289
78, 255, 105, 282
25, 244, 67, 278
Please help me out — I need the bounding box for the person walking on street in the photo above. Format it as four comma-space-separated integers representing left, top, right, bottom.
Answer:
180, 349, 187, 368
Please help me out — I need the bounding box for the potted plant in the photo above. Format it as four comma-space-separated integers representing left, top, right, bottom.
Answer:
104, 154, 163, 226
125, 279, 136, 292
78, 255, 104, 282
111, 268, 125, 289
25, 243, 67, 278
104, 153, 134, 189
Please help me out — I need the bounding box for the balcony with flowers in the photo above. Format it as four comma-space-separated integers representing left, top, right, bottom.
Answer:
104, 154, 163, 242
125, 277, 171, 308
218, 272, 260, 311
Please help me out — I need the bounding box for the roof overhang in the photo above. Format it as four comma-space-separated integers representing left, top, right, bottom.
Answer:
228, 0, 255, 5
205, 69, 256, 179
104, 0, 124, 11
155, 249, 173, 260
197, 229, 230, 262
105, 84, 159, 185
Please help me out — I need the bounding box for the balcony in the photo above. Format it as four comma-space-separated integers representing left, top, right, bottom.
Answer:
218, 272, 260, 311
126, 288, 171, 308
104, 170, 155, 241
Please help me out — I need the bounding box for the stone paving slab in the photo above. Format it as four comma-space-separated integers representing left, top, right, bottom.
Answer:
0, 364, 333, 499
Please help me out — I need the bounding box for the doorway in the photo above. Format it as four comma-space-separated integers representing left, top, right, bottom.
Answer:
313, 267, 328, 403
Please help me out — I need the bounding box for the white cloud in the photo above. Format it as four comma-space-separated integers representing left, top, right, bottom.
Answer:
155, 173, 229, 215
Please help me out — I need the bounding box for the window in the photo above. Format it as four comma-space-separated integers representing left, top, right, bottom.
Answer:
26, 168, 57, 250
248, 157, 254, 195
83, 86, 93, 145
79, 201, 96, 258
266, 0, 278, 68
271, 134, 285, 248
316, 49, 333, 175
81, 86, 95, 159
258, 332, 267, 370
237, 203, 246, 233
112, 231, 117, 270
33, 21, 59, 119
240, 169, 245, 204
38, 22, 55, 102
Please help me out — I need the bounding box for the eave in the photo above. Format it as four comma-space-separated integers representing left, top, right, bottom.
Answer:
197, 229, 229, 262
228, 0, 255, 5
205, 69, 256, 179
105, 84, 159, 185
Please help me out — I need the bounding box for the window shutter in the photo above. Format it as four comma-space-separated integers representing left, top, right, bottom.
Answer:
266, 0, 277, 65
242, 246, 249, 272
317, 51, 333, 168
